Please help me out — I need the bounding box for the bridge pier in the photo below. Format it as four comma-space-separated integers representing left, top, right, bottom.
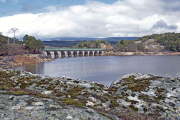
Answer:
94, 51, 99, 56
79, 51, 83, 57
99, 51, 103, 56
44, 48, 104, 58
84, 51, 89, 56
68, 51, 73, 57
89, 51, 94, 56
73, 51, 78, 57
61, 51, 66, 58
54, 51, 59, 58
46, 51, 52, 59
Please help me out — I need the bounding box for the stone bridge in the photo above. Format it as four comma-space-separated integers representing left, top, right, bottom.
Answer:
43, 48, 105, 59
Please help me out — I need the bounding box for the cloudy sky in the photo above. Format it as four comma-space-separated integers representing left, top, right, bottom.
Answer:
0, 0, 180, 39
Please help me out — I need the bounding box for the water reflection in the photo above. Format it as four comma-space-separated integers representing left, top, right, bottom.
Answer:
15, 56, 180, 86
16, 62, 45, 75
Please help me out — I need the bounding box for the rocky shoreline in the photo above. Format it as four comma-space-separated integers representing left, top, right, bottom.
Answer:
0, 54, 52, 69
104, 51, 180, 56
0, 69, 180, 119
0, 51, 179, 69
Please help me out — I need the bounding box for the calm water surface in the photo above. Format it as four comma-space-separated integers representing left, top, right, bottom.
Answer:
15, 56, 180, 86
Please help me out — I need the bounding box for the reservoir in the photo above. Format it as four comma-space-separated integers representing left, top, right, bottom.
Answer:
15, 56, 180, 86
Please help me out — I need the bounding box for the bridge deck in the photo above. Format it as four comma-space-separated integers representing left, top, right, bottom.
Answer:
44, 48, 105, 51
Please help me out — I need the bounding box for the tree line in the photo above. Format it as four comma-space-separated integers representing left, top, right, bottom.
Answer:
0, 34, 45, 56
72, 40, 110, 48
113, 32, 180, 52
23, 35, 45, 53
113, 39, 145, 52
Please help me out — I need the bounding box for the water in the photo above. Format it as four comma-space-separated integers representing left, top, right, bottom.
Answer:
15, 56, 180, 86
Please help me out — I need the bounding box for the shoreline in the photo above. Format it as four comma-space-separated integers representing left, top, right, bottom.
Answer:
0, 51, 180, 69
0, 69, 180, 119
0, 54, 53, 69
103, 51, 180, 56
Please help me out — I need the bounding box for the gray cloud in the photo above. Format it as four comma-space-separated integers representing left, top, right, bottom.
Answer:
21, 2, 41, 12
159, 0, 180, 12
168, 25, 178, 30
1, 0, 180, 38
152, 20, 168, 29
152, 20, 178, 30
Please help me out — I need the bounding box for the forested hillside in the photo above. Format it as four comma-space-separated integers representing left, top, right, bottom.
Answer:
72, 40, 112, 49
113, 33, 180, 52
0, 34, 45, 56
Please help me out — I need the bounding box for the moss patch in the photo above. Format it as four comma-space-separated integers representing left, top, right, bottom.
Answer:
122, 76, 150, 92
109, 99, 119, 108
5, 90, 29, 95
64, 98, 85, 107
67, 86, 84, 98
156, 88, 165, 94
129, 105, 138, 112
100, 112, 114, 120
95, 83, 104, 90
138, 94, 154, 102
108, 87, 118, 94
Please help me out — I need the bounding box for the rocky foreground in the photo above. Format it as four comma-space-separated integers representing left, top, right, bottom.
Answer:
0, 69, 180, 120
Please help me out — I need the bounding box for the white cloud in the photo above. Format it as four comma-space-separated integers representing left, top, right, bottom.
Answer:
0, 0, 180, 39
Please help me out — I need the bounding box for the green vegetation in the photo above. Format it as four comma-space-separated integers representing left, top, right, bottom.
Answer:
95, 83, 104, 90
109, 99, 119, 108
122, 76, 150, 92
113, 39, 145, 52
138, 94, 154, 102
64, 98, 84, 107
6, 90, 29, 95
66, 86, 84, 98
0, 34, 44, 56
129, 105, 138, 112
23, 34, 45, 53
100, 112, 115, 120
156, 88, 165, 94
0, 34, 8, 56
113, 32, 180, 52
136, 33, 180, 51
72, 40, 110, 48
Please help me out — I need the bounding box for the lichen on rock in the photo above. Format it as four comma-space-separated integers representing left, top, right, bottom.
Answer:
1, 69, 180, 119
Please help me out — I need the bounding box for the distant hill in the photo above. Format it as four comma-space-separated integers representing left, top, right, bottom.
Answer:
113, 33, 180, 52
103, 37, 139, 41
136, 33, 180, 51
43, 41, 81, 47
42, 37, 138, 47
42, 37, 138, 41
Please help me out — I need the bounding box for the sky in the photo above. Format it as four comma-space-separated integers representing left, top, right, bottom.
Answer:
0, 0, 180, 39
